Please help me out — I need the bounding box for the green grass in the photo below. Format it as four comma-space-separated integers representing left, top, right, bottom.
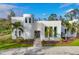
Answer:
0, 38, 33, 50
56, 38, 79, 46
0, 20, 11, 36
0, 34, 33, 50
0, 43, 32, 50
68, 39, 79, 46
0, 20, 33, 50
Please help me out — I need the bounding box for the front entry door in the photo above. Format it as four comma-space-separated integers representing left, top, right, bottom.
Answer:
34, 31, 40, 38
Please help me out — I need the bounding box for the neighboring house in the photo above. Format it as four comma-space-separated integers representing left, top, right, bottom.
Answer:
11, 14, 78, 41
11, 14, 61, 41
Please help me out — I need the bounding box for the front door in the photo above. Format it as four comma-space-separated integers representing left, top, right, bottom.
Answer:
34, 31, 40, 38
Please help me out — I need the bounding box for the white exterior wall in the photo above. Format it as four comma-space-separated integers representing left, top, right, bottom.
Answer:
11, 14, 61, 41
11, 14, 35, 39
35, 21, 61, 41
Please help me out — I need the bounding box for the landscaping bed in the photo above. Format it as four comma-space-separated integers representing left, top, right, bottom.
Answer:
42, 40, 59, 46
15, 39, 34, 44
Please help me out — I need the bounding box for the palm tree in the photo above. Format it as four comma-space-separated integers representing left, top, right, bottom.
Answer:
72, 22, 79, 36
12, 22, 23, 38
62, 20, 72, 40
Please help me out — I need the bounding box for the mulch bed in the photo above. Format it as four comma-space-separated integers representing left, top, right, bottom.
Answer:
42, 40, 59, 46
15, 39, 34, 44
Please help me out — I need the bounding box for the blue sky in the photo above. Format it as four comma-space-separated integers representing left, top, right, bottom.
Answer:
0, 3, 79, 19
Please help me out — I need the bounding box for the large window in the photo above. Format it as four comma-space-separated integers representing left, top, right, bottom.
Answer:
25, 17, 27, 23
15, 30, 17, 37
29, 18, 31, 23
45, 26, 53, 37
45, 27, 48, 37
54, 27, 57, 37
19, 31, 21, 37
49, 27, 52, 37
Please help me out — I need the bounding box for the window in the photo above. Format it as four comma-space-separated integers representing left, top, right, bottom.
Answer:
29, 18, 31, 23
49, 27, 52, 37
25, 17, 27, 23
65, 29, 67, 34
15, 30, 17, 37
45, 26, 53, 37
45, 27, 48, 37
54, 27, 57, 37
19, 31, 21, 37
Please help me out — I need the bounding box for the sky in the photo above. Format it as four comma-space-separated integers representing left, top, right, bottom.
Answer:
0, 3, 79, 19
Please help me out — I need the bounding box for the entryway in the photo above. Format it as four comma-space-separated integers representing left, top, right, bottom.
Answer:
34, 31, 42, 47
34, 31, 40, 38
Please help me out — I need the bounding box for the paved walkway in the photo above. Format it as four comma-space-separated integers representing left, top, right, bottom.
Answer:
0, 46, 79, 55
40, 46, 79, 55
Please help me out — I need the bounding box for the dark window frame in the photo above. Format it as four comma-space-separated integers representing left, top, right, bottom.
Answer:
54, 26, 57, 37
25, 17, 27, 23
19, 30, 21, 37
45, 26, 48, 37
29, 18, 31, 23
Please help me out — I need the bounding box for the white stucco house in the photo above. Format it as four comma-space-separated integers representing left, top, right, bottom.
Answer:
11, 14, 62, 41
11, 14, 78, 41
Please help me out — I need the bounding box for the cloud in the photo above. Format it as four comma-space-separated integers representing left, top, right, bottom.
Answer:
0, 4, 31, 19
0, 4, 16, 10
0, 4, 16, 19
60, 3, 72, 8
66, 9, 74, 13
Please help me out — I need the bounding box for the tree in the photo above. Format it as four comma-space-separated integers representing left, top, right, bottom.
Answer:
65, 8, 79, 20
8, 9, 15, 20
62, 20, 72, 40
64, 13, 74, 20
72, 22, 79, 34
59, 16, 65, 21
48, 14, 57, 21
12, 22, 23, 38
74, 8, 79, 19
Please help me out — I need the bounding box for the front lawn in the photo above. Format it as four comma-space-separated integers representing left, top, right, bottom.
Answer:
68, 39, 79, 46
0, 34, 33, 50
0, 43, 33, 50
56, 38, 79, 46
